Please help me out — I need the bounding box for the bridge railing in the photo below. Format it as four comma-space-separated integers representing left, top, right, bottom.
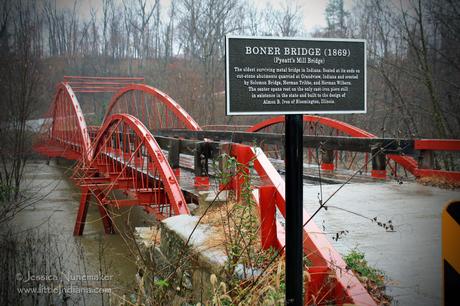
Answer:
71, 114, 189, 235
63, 76, 145, 93
245, 115, 460, 183
87, 125, 101, 141
137, 132, 378, 304
384, 139, 460, 183
225, 143, 377, 306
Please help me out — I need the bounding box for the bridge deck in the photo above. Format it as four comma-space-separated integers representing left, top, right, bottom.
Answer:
269, 158, 407, 184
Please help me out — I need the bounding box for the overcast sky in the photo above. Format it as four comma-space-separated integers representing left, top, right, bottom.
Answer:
55, 0, 355, 34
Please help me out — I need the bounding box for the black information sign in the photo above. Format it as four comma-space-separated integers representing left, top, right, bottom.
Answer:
225, 35, 366, 115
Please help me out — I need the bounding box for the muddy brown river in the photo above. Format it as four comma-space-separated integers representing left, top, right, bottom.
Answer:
5, 159, 155, 305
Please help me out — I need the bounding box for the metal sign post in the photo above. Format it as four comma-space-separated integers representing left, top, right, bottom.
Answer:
285, 114, 304, 305
225, 35, 366, 305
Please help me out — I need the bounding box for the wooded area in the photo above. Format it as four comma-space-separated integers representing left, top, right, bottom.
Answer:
0, 0, 459, 197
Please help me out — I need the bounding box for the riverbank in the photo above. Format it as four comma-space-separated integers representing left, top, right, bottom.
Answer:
0, 159, 144, 305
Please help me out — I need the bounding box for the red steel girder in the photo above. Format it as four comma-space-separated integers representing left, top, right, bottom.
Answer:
246, 115, 375, 137
415, 139, 460, 151
37, 82, 92, 162
231, 143, 376, 306
73, 187, 114, 235
91, 113, 189, 216
73, 114, 189, 235
64, 75, 144, 81
246, 115, 460, 181
104, 84, 202, 131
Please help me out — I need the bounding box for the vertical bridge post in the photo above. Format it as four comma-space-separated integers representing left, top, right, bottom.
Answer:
194, 142, 210, 188
321, 148, 335, 171
371, 144, 387, 179
168, 138, 181, 177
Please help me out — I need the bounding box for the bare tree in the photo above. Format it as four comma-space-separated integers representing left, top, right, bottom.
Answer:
244, 3, 264, 36
0, 0, 42, 201
351, 0, 460, 140
176, 0, 244, 123
122, 0, 159, 65
325, 0, 350, 37
102, 0, 110, 56
265, 1, 303, 37
162, 0, 176, 60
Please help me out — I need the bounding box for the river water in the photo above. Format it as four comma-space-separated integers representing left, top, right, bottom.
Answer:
303, 181, 460, 306
6, 159, 152, 305
7, 158, 460, 305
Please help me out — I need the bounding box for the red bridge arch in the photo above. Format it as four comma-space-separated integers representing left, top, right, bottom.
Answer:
246, 115, 375, 137
35, 82, 92, 162
73, 113, 189, 235
246, 115, 418, 176
104, 84, 202, 132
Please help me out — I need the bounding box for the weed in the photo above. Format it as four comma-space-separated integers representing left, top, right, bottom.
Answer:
344, 249, 385, 286
344, 249, 392, 305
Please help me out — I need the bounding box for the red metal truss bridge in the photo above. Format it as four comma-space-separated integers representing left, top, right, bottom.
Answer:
33, 76, 460, 306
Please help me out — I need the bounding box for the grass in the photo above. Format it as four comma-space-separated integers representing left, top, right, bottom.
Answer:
417, 176, 460, 189
344, 249, 385, 287
344, 249, 392, 305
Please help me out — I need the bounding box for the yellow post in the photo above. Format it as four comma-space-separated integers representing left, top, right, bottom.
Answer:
443, 200, 460, 306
